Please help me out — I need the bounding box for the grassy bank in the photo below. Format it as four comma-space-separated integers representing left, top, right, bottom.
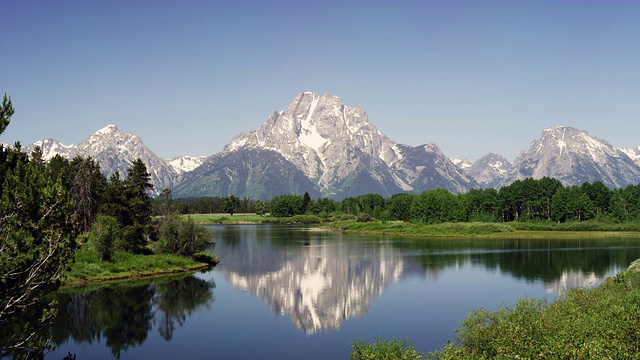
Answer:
63, 243, 216, 285
188, 213, 322, 225
350, 260, 640, 359
426, 259, 640, 359
324, 220, 640, 238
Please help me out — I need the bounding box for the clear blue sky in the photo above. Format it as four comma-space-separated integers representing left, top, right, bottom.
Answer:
3, 0, 640, 162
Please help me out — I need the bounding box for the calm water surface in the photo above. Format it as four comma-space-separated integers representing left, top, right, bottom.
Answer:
47, 225, 640, 359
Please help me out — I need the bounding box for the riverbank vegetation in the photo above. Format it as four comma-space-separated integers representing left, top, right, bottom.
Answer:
0, 94, 216, 358
349, 260, 640, 359
163, 177, 640, 237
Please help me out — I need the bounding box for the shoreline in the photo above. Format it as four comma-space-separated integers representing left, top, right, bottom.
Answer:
62, 263, 214, 287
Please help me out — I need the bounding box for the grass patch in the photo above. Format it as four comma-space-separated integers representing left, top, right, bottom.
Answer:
324, 220, 640, 238
188, 213, 323, 224
324, 221, 516, 237
428, 259, 640, 359
64, 242, 210, 284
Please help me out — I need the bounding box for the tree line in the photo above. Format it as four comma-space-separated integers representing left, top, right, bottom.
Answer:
165, 177, 640, 224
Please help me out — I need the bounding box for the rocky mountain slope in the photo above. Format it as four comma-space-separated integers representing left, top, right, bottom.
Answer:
467, 153, 511, 189
21, 95, 640, 199
176, 92, 476, 199
25, 125, 182, 192
501, 126, 640, 188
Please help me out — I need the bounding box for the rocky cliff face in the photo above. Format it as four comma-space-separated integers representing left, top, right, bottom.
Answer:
25, 138, 76, 160
26, 125, 181, 193
181, 92, 476, 198
173, 147, 321, 200
23, 97, 640, 199
393, 144, 478, 193
502, 126, 640, 188
467, 153, 511, 189
223, 92, 409, 197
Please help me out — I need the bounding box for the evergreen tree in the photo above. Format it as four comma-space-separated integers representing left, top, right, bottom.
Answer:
0, 93, 13, 135
122, 159, 153, 253
29, 146, 44, 171
0, 96, 77, 357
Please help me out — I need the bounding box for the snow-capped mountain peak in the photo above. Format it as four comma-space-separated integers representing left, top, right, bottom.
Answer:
25, 139, 76, 161
25, 125, 206, 194
95, 124, 119, 136
503, 126, 640, 188
223, 92, 406, 195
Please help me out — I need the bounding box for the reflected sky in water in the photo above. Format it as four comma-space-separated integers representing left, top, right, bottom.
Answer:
48, 225, 640, 359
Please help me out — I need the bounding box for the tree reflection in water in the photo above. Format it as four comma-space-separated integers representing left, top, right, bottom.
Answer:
50, 274, 214, 359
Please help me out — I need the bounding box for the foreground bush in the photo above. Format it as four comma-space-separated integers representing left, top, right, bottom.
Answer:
153, 215, 213, 258
350, 338, 424, 360
428, 260, 640, 359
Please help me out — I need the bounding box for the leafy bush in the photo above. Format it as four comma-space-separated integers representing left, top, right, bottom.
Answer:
350, 338, 424, 360
340, 214, 356, 221
88, 215, 121, 261
152, 215, 213, 258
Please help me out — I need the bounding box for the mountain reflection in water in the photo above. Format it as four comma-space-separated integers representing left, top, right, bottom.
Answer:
212, 225, 640, 334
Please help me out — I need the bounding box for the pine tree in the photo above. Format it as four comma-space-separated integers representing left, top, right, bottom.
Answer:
0, 93, 13, 135
121, 159, 153, 253
0, 95, 77, 357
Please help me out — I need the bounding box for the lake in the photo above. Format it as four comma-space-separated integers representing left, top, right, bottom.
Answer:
47, 225, 640, 359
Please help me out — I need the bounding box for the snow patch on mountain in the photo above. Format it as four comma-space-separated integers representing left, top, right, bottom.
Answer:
26, 139, 77, 160
298, 95, 327, 151
504, 126, 640, 188
451, 158, 472, 171
168, 155, 207, 174
619, 146, 640, 166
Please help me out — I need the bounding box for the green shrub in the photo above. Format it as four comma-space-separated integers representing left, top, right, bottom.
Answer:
340, 214, 356, 221
88, 215, 121, 261
152, 215, 213, 258
350, 338, 424, 360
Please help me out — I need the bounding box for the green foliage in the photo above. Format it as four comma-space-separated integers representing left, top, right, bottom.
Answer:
0, 93, 14, 135
289, 214, 322, 224
121, 223, 147, 254
411, 188, 459, 224
254, 200, 266, 216
350, 337, 424, 360
193, 251, 219, 265
65, 249, 205, 283
429, 262, 640, 359
152, 215, 213, 258
327, 220, 515, 236
89, 214, 121, 261
388, 193, 415, 222
0, 99, 77, 357
269, 194, 305, 217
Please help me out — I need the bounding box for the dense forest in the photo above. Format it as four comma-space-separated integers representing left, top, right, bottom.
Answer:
165, 176, 640, 225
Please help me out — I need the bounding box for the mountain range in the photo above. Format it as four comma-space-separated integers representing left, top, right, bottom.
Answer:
18, 92, 640, 199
